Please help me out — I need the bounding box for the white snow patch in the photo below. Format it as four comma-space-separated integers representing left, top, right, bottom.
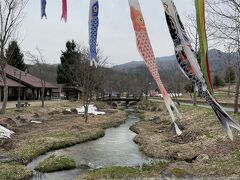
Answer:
31, 121, 42, 124
0, 125, 14, 139
65, 105, 105, 115
76, 105, 106, 115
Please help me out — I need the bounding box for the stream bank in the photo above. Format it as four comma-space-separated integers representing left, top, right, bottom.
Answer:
80, 101, 240, 179
0, 101, 127, 179
28, 111, 154, 180
131, 103, 240, 178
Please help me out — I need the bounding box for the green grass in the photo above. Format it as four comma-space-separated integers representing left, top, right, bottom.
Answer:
138, 111, 145, 120
117, 106, 125, 111
79, 162, 167, 179
14, 129, 105, 164
204, 132, 214, 139
134, 109, 145, 120
35, 155, 76, 173
5, 106, 44, 115
100, 120, 126, 129
137, 100, 163, 113
11, 109, 126, 165
170, 168, 187, 178
0, 163, 33, 180
235, 150, 240, 161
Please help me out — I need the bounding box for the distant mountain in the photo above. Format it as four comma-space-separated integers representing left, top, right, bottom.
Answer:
113, 49, 238, 77
113, 55, 177, 72
25, 49, 238, 88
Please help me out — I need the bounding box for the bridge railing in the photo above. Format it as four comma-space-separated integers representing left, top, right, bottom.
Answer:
96, 94, 142, 101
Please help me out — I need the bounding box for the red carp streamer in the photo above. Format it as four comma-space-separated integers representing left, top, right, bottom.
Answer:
61, 0, 67, 22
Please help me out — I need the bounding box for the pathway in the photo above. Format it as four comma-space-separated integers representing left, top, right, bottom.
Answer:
0, 100, 69, 109
149, 98, 235, 112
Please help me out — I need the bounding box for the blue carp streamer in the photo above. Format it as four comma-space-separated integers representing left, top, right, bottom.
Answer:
41, 0, 47, 19
89, 0, 99, 65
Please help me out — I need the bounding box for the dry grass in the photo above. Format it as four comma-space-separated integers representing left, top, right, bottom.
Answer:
132, 102, 240, 177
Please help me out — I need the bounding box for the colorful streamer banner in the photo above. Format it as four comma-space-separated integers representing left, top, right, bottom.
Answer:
128, 0, 182, 135
89, 0, 99, 66
195, 0, 213, 94
61, 0, 68, 22
41, 0, 47, 19
161, 0, 240, 140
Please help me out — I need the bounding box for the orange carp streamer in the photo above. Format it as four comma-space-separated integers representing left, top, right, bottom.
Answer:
129, 0, 182, 135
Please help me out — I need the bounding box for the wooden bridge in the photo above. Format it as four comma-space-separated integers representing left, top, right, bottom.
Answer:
97, 95, 142, 105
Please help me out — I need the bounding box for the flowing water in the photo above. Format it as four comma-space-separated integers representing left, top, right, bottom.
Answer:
28, 112, 154, 180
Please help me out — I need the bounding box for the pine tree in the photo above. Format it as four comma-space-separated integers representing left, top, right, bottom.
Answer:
213, 74, 225, 87
6, 40, 27, 71
57, 40, 79, 86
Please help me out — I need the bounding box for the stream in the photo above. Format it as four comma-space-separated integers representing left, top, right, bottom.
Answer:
27, 112, 154, 180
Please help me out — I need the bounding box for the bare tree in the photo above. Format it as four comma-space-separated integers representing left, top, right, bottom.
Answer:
27, 49, 48, 108
0, 0, 27, 114
167, 64, 188, 105
184, 12, 219, 106
223, 45, 235, 97
71, 45, 107, 122
206, 0, 240, 112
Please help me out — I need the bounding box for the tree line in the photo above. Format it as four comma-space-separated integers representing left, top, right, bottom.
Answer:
0, 0, 239, 115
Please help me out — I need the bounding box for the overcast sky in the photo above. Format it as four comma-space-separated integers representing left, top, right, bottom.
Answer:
20, 0, 195, 65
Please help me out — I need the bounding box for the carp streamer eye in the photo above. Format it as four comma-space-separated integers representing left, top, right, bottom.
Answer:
138, 16, 144, 24
93, 6, 98, 13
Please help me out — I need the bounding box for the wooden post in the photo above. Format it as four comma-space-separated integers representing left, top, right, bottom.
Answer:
0, 87, 2, 102
24, 88, 26, 101
50, 89, 53, 100
38, 89, 41, 100
32, 88, 35, 100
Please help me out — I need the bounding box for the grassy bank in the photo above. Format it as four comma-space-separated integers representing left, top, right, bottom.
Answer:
0, 101, 127, 179
35, 155, 76, 173
0, 163, 33, 180
79, 162, 167, 179
131, 102, 240, 177
9, 109, 126, 165
14, 128, 105, 164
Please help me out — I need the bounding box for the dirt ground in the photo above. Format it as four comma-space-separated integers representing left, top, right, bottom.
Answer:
132, 103, 240, 178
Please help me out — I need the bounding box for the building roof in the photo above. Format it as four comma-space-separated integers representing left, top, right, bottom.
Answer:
0, 76, 25, 87
5, 65, 56, 89
62, 86, 83, 92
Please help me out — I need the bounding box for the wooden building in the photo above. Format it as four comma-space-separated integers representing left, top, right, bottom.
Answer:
0, 65, 59, 101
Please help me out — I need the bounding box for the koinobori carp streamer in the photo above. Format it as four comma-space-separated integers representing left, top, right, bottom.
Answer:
128, 0, 182, 135
161, 0, 240, 140
89, 0, 99, 66
195, 0, 213, 94
61, 0, 67, 22
41, 0, 47, 19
